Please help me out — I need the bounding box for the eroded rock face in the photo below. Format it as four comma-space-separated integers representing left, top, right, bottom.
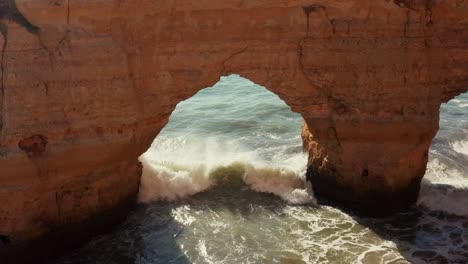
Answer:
18, 134, 48, 157
0, 0, 467, 257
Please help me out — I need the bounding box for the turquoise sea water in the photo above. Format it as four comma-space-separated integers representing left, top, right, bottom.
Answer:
55, 75, 468, 264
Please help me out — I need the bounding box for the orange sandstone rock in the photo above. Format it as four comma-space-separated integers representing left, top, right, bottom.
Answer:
0, 0, 467, 260
18, 134, 48, 157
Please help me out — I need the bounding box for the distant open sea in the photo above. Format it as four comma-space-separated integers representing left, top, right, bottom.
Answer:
54, 75, 468, 264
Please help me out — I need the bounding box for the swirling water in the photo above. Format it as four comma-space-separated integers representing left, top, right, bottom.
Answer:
54, 76, 468, 264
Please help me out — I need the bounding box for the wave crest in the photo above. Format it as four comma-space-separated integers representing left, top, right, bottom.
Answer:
138, 155, 315, 205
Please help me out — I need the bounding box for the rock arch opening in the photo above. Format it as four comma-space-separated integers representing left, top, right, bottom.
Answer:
418, 92, 468, 215
137, 74, 314, 205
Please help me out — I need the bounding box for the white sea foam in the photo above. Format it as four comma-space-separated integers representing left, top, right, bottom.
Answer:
140, 136, 468, 213
138, 136, 314, 205
171, 205, 198, 227
243, 164, 315, 204
452, 140, 468, 156
138, 157, 213, 203
418, 158, 468, 216
416, 93, 468, 216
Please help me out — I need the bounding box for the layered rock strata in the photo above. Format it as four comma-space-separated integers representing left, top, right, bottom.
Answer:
0, 0, 467, 259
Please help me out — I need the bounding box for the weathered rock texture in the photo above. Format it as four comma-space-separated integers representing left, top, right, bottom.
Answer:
0, 0, 467, 258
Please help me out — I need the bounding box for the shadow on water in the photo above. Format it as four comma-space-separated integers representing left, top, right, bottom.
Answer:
188, 188, 287, 219
50, 203, 192, 264
50, 186, 468, 264
350, 186, 468, 264
50, 187, 291, 264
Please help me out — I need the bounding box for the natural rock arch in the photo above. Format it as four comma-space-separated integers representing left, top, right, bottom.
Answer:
0, 0, 467, 260
137, 74, 309, 204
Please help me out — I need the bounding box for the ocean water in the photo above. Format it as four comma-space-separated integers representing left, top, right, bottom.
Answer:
54, 75, 468, 264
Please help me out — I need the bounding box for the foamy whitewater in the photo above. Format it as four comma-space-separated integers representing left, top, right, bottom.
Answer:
54, 76, 468, 264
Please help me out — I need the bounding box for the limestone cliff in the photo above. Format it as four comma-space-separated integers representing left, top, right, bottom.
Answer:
0, 0, 467, 260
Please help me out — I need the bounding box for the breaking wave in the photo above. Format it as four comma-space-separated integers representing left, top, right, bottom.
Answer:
418, 158, 468, 216
138, 136, 314, 205
417, 93, 468, 216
